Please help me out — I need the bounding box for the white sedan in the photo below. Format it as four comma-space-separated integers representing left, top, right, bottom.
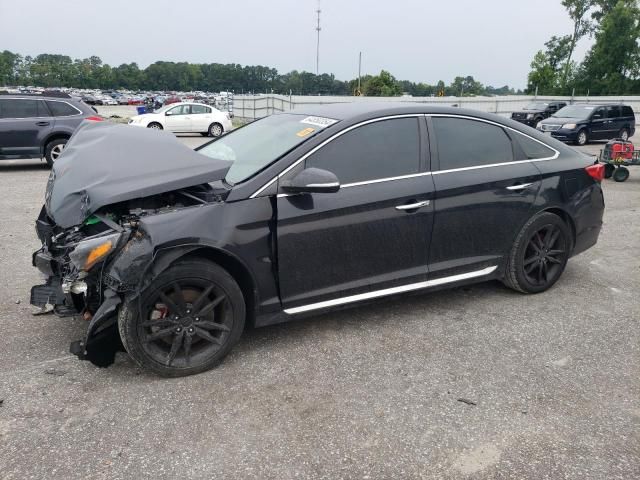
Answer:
128, 102, 233, 137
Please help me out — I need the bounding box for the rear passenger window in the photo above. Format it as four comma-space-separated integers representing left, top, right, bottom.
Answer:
0, 99, 39, 119
432, 117, 513, 170
191, 105, 211, 114
46, 101, 80, 117
622, 106, 634, 117
514, 132, 556, 160
306, 117, 420, 184
608, 106, 621, 118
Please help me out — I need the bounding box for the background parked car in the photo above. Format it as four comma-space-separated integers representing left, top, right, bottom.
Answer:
511, 101, 567, 127
0, 91, 103, 166
537, 103, 636, 145
128, 102, 232, 136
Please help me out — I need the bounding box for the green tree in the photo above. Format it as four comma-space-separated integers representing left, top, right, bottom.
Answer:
577, 0, 640, 94
527, 51, 557, 94
363, 70, 401, 96
560, 0, 594, 88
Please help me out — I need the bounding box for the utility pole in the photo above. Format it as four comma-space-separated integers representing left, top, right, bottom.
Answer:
357, 51, 362, 95
315, 0, 321, 75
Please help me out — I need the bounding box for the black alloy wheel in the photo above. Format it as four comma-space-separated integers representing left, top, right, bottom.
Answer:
119, 260, 245, 376
503, 212, 571, 294
522, 224, 566, 288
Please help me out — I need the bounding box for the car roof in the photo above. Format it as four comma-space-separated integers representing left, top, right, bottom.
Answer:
275, 101, 513, 123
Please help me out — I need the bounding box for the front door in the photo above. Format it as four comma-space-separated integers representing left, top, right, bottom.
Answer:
589, 107, 608, 140
276, 116, 434, 311
427, 115, 544, 279
0, 98, 54, 157
164, 104, 192, 132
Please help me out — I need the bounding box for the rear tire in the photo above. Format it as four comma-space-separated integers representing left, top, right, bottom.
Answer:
613, 166, 629, 182
208, 122, 223, 137
44, 138, 68, 167
503, 212, 571, 294
118, 259, 245, 377
619, 128, 629, 142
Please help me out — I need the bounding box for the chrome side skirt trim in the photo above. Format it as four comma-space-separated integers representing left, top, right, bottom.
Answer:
283, 265, 498, 315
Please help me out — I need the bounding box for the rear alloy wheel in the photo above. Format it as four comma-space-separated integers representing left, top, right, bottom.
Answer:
604, 163, 615, 179
208, 122, 223, 137
118, 260, 245, 377
503, 212, 571, 294
576, 129, 588, 146
147, 122, 163, 130
613, 166, 630, 182
619, 128, 629, 141
44, 138, 68, 167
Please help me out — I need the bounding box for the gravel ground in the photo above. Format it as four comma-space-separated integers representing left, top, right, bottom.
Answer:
0, 136, 638, 479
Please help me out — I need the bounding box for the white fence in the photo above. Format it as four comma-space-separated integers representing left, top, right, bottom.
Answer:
231, 94, 640, 123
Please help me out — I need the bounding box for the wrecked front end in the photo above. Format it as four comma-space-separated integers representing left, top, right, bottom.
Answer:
30, 185, 224, 367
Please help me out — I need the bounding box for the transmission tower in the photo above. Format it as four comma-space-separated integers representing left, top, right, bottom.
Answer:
315, 0, 321, 75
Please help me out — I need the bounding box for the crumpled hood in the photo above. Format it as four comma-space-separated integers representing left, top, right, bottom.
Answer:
45, 121, 232, 228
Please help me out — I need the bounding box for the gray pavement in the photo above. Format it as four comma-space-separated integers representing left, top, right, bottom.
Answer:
0, 135, 638, 479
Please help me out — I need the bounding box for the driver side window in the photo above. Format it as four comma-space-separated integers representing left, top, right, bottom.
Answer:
168, 105, 189, 115
305, 117, 421, 185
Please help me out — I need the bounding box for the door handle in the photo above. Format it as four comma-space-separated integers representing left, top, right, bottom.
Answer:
36, 121, 50, 126
506, 182, 534, 191
395, 200, 430, 211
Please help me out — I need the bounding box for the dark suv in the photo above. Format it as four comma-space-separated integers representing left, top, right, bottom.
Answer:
511, 101, 567, 127
0, 92, 103, 166
537, 103, 636, 146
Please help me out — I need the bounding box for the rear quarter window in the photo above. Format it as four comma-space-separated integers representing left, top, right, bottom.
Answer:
513, 132, 556, 160
622, 106, 634, 117
46, 100, 80, 117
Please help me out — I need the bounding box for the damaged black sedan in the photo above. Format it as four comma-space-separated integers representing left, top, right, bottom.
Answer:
31, 104, 605, 376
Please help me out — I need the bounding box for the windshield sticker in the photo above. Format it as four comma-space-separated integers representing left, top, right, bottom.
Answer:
296, 127, 316, 137
300, 116, 338, 128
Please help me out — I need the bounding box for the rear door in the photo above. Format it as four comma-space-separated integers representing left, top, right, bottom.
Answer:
190, 105, 212, 132
0, 98, 54, 157
427, 115, 548, 279
605, 105, 622, 138
276, 116, 435, 311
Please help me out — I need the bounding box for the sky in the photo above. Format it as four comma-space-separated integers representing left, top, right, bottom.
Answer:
0, 0, 594, 89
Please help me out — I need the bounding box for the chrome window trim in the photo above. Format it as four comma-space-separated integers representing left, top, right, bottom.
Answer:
249, 114, 423, 198
252, 112, 561, 198
283, 265, 498, 315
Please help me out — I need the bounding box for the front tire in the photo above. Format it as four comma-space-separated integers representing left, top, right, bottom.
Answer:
503, 212, 571, 294
576, 129, 588, 146
44, 138, 68, 167
604, 163, 615, 179
118, 259, 245, 377
147, 122, 163, 130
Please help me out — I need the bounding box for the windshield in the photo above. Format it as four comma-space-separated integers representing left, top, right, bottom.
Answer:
552, 105, 594, 119
198, 113, 339, 184
525, 102, 548, 110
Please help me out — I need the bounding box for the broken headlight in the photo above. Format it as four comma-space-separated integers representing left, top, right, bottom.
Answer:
69, 232, 123, 272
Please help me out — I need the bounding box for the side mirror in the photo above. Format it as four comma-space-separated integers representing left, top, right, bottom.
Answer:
165, 111, 172, 116
280, 168, 340, 194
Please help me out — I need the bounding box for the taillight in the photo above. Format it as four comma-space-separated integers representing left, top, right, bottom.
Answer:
85, 116, 104, 122
585, 163, 605, 182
